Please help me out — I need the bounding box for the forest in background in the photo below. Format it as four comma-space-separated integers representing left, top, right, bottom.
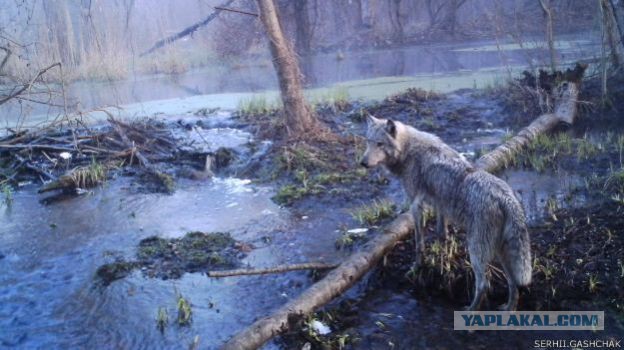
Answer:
0, 0, 609, 84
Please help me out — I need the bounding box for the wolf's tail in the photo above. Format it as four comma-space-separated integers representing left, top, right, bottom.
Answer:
501, 199, 532, 286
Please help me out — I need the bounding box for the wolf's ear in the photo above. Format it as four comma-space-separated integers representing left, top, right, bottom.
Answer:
385, 119, 397, 138
366, 114, 380, 125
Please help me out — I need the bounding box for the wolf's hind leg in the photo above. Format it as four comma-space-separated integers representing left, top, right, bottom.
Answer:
466, 241, 491, 311
498, 260, 519, 311
410, 198, 425, 268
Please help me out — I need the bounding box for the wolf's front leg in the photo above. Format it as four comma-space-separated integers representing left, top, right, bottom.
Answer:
410, 197, 425, 268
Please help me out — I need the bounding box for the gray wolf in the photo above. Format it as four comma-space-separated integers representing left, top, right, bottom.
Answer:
360, 115, 532, 310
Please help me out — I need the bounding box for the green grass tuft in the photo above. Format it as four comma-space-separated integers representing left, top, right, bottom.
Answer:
351, 199, 396, 225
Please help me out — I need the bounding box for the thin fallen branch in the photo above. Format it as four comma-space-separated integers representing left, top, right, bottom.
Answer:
214, 6, 258, 17
222, 64, 587, 350
208, 262, 337, 278
140, 0, 235, 57
0, 62, 61, 106
13, 154, 56, 181
108, 117, 150, 167
107, 116, 175, 193
0, 144, 77, 152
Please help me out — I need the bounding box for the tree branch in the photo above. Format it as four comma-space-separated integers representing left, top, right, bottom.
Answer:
139, 0, 236, 57
0, 62, 61, 106
207, 262, 338, 277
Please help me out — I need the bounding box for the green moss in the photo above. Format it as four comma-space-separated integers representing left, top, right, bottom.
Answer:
138, 236, 170, 260
156, 172, 176, 194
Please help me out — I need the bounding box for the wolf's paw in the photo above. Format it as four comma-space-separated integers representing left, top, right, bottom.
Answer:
497, 303, 517, 311
463, 304, 481, 311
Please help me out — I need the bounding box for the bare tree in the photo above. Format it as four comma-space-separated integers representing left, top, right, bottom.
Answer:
293, 0, 313, 56
443, 0, 466, 35
426, 0, 446, 29
255, 0, 320, 138
388, 0, 404, 43
539, 0, 557, 72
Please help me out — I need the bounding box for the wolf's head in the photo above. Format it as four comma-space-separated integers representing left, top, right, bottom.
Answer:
360, 115, 404, 168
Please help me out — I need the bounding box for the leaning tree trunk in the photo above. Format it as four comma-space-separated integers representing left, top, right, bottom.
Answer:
222, 65, 587, 350
256, 0, 319, 138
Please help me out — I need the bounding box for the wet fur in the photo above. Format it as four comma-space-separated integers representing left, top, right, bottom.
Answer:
361, 116, 532, 310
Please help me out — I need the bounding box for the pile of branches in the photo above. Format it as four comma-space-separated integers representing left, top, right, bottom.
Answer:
0, 116, 178, 195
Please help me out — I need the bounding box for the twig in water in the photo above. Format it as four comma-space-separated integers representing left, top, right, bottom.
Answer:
207, 262, 338, 277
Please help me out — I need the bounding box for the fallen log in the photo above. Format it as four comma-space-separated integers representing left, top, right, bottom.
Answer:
207, 262, 338, 278
222, 65, 587, 350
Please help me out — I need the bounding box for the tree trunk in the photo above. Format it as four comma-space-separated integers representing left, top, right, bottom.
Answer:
426, 0, 445, 29
441, 0, 466, 36
389, 0, 404, 43
539, 0, 557, 72
293, 0, 312, 57
601, 0, 621, 68
256, 0, 319, 138
222, 67, 586, 350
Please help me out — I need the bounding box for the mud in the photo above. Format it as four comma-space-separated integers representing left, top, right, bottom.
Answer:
96, 231, 242, 285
